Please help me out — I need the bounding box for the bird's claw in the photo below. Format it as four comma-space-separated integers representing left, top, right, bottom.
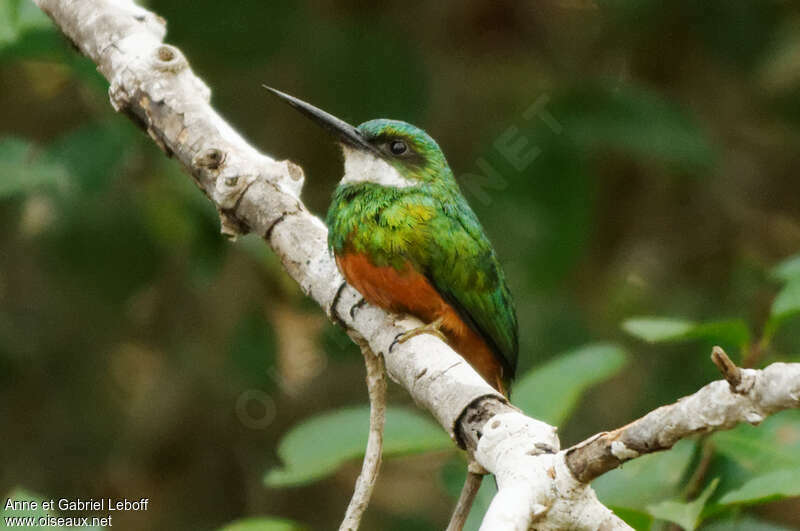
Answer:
390, 317, 446, 352
349, 297, 368, 320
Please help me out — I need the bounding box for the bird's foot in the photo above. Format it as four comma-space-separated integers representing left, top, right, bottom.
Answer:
349, 297, 368, 320
390, 317, 446, 352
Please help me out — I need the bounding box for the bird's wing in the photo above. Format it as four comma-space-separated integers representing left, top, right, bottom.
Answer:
422, 196, 519, 380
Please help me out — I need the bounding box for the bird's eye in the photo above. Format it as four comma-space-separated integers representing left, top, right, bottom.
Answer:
389, 140, 408, 156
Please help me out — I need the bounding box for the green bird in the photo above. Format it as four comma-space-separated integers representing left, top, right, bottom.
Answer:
266, 87, 518, 396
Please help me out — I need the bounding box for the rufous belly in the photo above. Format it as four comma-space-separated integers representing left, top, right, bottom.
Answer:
337, 251, 508, 395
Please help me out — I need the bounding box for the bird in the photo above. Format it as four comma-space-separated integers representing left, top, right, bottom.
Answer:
265, 87, 518, 397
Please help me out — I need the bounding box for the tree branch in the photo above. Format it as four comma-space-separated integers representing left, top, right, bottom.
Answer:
35, 2, 800, 529
565, 351, 800, 483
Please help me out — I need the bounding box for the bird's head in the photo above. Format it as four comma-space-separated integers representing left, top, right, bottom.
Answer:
265, 87, 453, 190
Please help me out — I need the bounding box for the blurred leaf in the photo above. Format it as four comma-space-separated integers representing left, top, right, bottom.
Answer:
15, 1, 50, 33
712, 411, 800, 473
702, 516, 795, 531
593, 439, 696, 510
771, 279, 800, 318
610, 508, 654, 530
622, 317, 750, 348
43, 194, 161, 302
718, 467, 800, 506
623, 317, 696, 342
512, 343, 628, 425
218, 517, 304, 531
0, 0, 16, 45
559, 82, 715, 170
646, 478, 718, 531
765, 279, 800, 339
0, 0, 50, 49
0, 137, 69, 198
265, 406, 450, 487
771, 253, 800, 283
46, 121, 133, 193
228, 310, 277, 387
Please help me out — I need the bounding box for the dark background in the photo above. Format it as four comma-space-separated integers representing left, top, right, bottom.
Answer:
1, 0, 799, 529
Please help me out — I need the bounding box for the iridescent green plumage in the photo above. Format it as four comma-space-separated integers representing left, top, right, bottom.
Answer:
326, 120, 519, 383
263, 86, 518, 390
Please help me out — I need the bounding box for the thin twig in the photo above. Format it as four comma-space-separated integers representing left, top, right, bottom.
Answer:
339, 344, 387, 531
711, 345, 742, 390
740, 338, 768, 369
446, 465, 484, 531
682, 438, 715, 501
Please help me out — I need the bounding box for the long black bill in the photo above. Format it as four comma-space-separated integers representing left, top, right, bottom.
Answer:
263, 86, 380, 155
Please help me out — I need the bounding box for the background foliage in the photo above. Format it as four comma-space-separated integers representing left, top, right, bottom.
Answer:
2, 0, 800, 529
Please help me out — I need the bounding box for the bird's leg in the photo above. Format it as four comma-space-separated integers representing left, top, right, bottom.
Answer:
391, 316, 447, 351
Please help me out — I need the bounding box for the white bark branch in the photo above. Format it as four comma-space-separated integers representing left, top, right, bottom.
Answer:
565, 351, 800, 483
34, 2, 800, 529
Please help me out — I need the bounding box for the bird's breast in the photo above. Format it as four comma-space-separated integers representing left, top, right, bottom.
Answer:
336, 251, 446, 321
336, 250, 509, 395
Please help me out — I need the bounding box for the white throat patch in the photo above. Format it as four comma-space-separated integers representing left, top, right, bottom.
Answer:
341, 146, 415, 188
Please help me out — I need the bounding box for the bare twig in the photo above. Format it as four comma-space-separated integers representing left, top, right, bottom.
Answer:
711, 345, 743, 391
683, 438, 715, 501
340, 343, 386, 530
446, 464, 484, 531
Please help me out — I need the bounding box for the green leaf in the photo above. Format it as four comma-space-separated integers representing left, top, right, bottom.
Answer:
593, 439, 696, 510
622, 317, 695, 342
512, 343, 628, 425
264, 406, 450, 487
713, 410, 800, 473
765, 278, 800, 338
702, 516, 795, 531
46, 122, 132, 193
609, 508, 654, 530
771, 253, 800, 283
0, 0, 50, 49
771, 279, 800, 319
622, 317, 750, 347
689, 320, 751, 348
0, 137, 70, 198
718, 467, 800, 506
559, 81, 715, 170
646, 478, 718, 530
218, 517, 304, 531
0, 0, 17, 46
15, 1, 50, 34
